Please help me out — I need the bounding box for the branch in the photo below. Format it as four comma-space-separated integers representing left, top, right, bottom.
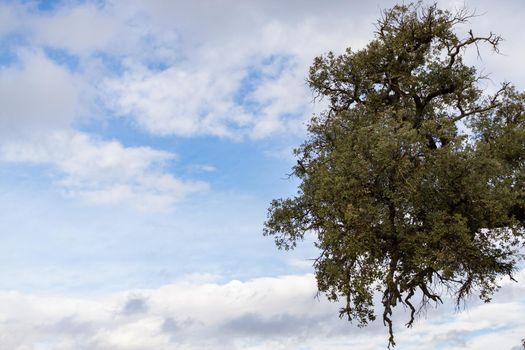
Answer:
447, 30, 502, 68
419, 283, 443, 304
424, 83, 457, 105
382, 254, 400, 348
456, 274, 474, 307
404, 287, 416, 328
452, 83, 510, 122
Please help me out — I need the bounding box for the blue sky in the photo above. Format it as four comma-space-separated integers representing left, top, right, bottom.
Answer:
0, 0, 524, 349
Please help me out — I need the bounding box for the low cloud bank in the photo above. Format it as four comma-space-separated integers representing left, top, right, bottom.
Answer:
0, 271, 523, 349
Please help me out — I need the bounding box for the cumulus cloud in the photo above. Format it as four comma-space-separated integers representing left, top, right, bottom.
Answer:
0, 271, 523, 350
102, 61, 252, 138
99, 6, 371, 139
0, 130, 208, 211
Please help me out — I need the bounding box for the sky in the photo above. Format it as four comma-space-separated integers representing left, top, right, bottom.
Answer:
0, 0, 524, 349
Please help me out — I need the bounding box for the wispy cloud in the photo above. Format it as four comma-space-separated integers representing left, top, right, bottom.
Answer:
0, 130, 208, 211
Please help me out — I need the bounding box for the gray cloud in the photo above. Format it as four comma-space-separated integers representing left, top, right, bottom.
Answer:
219, 312, 328, 339
122, 296, 149, 315
45, 315, 97, 341
432, 329, 470, 348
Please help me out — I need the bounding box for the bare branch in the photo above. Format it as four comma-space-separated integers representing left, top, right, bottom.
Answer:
447, 30, 502, 68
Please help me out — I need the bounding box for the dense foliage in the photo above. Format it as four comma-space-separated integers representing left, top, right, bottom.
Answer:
264, 3, 525, 347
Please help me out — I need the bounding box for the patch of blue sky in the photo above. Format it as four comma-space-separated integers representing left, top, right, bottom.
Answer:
234, 69, 267, 114
0, 33, 28, 67
143, 59, 170, 73
172, 136, 301, 195
24, 0, 104, 13
0, 172, 316, 293
75, 112, 162, 148
0, 162, 61, 192
76, 113, 302, 199
43, 46, 80, 70
31, 0, 64, 12
90, 51, 126, 74
0, 126, 308, 294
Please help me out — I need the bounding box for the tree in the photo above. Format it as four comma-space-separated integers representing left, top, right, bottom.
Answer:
264, 2, 525, 348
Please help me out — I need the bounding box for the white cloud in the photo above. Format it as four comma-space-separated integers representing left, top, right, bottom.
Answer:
27, 1, 180, 65
103, 61, 252, 138
0, 49, 85, 136
187, 164, 216, 173
0, 270, 523, 349
0, 2, 24, 37
0, 130, 208, 211
31, 3, 118, 55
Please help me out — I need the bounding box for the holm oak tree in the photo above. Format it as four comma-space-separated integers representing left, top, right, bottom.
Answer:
264, 2, 525, 347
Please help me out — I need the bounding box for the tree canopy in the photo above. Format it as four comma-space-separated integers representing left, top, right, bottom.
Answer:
264, 2, 525, 347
